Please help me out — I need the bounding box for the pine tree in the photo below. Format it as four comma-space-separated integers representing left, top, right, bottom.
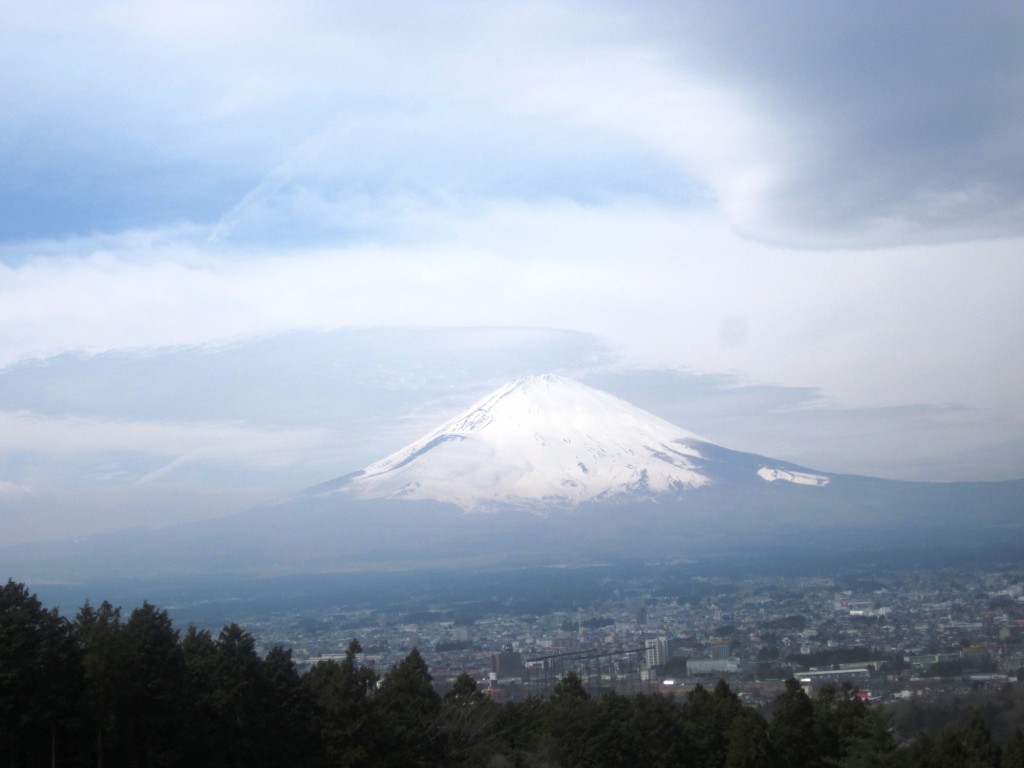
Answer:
546, 672, 598, 767
960, 709, 999, 768
0, 580, 81, 768
1002, 728, 1024, 768
262, 644, 314, 767
376, 647, 442, 767
633, 692, 691, 768
211, 623, 271, 767
439, 673, 502, 766
119, 602, 185, 767
724, 708, 772, 768
304, 638, 381, 767
180, 625, 221, 766
770, 678, 819, 768
683, 680, 745, 768
77, 600, 124, 768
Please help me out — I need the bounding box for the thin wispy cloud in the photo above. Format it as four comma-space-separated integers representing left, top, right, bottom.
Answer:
0, 410, 340, 479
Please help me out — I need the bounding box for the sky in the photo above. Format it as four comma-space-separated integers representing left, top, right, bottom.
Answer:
1, 1, 1023, 545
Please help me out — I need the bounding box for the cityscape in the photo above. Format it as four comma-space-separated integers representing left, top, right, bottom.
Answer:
210, 559, 1024, 706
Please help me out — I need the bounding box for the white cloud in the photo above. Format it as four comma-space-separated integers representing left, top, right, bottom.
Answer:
1, 203, 1022, 415
4, 2, 1022, 246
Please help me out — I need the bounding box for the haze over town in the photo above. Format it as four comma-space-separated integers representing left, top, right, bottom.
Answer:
1, 2, 1023, 547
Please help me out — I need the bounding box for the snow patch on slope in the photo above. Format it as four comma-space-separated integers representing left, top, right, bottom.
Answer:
342, 374, 713, 511
757, 466, 830, 487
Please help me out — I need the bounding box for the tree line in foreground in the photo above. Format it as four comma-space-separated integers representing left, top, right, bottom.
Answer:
3, 578, 1024, 767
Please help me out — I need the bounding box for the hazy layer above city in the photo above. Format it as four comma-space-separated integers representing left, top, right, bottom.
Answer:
1, 3, 1023, 549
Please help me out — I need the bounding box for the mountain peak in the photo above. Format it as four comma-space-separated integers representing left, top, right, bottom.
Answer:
337, 375, 716, 511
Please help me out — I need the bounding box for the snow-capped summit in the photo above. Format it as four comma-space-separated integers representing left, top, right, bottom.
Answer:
339, 374, 721, 511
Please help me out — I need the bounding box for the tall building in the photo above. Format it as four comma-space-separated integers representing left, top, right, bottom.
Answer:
710, 637, 731, 660
491, 650, 525, 679
645, 637, 668, 670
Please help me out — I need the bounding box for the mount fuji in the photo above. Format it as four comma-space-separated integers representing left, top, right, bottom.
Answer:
325, 374, 829, 511
6, 375, 1024, 580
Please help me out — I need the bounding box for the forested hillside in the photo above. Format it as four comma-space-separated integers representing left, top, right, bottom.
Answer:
3, 579, 1024, 767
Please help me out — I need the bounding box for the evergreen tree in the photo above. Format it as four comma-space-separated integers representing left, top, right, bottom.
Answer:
812, 682, 898, 766
77, 600, 125, 768
180, 625, 221, 767
262, 644, 315, 767
936, 725, 974, 768
304, 638, 380, 768
960, 709, 1000, 768
1002, 728, 1024, 768
724, 708, 772, 768
901, 731, 938, 768
589, 691, 644, 768
375, 647, 442, 767
0, 580, 81, 768
477, 694, 548, 766
119, 602, 185, 767
551, 670, 590, 704
210, 624, 271, 766
770, 678, 819, 768
683, 680, 745, 768
633, 692, 691, 768
444, 672, 484, 706
546, 672, 597, 768
438, 674, 501, 766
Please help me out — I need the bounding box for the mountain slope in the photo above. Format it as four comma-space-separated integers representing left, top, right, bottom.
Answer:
332, 374, 828, 511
